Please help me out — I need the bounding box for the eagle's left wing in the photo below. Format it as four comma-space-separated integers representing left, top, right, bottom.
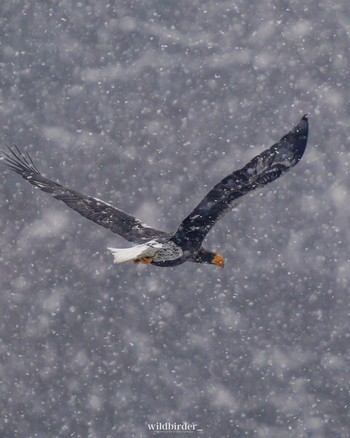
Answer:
172, 115, 309, 248
2, 147, 167, 243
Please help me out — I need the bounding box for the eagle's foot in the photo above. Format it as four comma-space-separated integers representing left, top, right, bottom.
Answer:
134, 257, 153, 264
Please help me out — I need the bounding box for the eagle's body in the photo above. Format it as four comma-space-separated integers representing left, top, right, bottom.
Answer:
2, 115, 309, 268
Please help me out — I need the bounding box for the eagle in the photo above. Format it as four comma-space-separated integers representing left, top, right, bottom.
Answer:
2, 115, 308, 268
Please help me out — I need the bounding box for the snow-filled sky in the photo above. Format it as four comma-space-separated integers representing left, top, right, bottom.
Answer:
1, 1, 349, 437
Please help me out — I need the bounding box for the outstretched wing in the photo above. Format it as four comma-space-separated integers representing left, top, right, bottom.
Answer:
172, 114, 309, 248
2, 147, 167, 243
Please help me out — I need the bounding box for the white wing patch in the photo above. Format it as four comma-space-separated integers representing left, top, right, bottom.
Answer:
107, 240, 163, 264
152, 241, 183, 262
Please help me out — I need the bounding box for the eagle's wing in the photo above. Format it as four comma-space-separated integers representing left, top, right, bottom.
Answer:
2, 147, 167, 243
172, 115, 309, 248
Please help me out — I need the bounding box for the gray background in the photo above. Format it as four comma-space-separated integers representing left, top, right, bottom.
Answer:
1, 1, 349, 437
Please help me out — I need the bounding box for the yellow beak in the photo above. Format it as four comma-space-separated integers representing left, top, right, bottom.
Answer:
213, 253, 225, 268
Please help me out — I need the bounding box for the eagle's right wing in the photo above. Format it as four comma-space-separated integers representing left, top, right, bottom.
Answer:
172, 115, 309, 248
2, 147, 167, 243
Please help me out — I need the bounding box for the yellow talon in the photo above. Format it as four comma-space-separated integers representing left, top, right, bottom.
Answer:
134, 257, 153, 264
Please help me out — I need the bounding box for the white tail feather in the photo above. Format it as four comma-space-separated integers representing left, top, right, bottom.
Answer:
107, 240, 162, 264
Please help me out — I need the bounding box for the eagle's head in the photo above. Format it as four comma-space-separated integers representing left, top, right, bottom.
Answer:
193, 249, 225, 268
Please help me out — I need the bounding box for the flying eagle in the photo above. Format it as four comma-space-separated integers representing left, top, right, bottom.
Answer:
2, 115, 308, 268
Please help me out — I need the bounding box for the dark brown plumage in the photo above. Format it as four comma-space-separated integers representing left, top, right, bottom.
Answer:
2, 115, 308, 268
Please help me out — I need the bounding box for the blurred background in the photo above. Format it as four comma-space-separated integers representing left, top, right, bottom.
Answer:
0, 1, 349, 437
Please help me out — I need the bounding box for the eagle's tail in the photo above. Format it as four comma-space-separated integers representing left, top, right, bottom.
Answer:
107, 240, 162, 264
